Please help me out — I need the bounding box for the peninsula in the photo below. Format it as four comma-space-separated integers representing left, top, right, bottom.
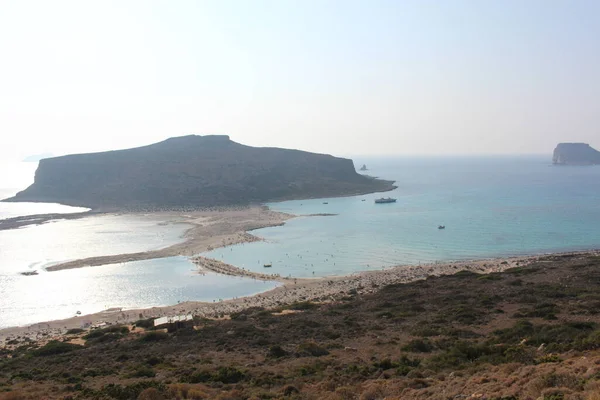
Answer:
3, 135, 396, 209
553, 142, 600, 165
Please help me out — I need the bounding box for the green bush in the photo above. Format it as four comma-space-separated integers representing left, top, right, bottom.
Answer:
32, 340, 82, 357
130, 366, 156, 378
402, 339, 434, 353
98, 381, 166, 400
134, 318, 156, 329
267, 345, 288, 358
536, 354, 562, 364
84, 325, 129, 341
286, 301, 319, 311
139, 331, 169, 342
212, 366, 245, 384
297, 341, 329, 357
65, 328, 85, 335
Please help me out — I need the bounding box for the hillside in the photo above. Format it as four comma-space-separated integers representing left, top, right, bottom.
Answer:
3, 135, 395, 209
1, 253, 599, 399
553, 143, 600, 165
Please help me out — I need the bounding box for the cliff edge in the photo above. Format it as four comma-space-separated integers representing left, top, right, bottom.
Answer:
553, 143, 600, 165
3, 135, 396, 209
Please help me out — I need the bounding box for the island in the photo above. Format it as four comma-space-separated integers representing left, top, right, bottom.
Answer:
3, 135, 396, 209
553, 142, 600, 165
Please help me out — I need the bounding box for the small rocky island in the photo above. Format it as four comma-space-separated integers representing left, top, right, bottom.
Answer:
3, 135, 396, 209
553, 143, 600, 165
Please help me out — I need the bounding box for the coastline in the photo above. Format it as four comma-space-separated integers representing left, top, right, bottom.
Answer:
44, 206, 293, 271
3, 249, 598, 344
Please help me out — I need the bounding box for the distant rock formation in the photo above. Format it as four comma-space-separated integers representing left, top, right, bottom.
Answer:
359, 164, 368, 171
3, 135, 396, 209
553, 143, 600, 165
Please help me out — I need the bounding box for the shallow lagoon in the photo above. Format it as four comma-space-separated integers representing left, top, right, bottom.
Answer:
0, 256, 280, 328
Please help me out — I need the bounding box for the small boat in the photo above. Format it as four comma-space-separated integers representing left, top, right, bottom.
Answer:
323, 202, 328, 204
20, 270, 39, 276
361, 199, 366, 202
374, 197, 397, 204
438, 225, 445, 229
263, 263, 272, 268
76, 311, 82, 315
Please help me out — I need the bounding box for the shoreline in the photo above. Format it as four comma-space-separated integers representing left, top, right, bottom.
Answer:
45, 206, 293, 271
3, 249, 599, 344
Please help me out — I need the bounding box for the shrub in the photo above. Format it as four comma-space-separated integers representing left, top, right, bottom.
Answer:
535, 354, 562, 364
182, 370, 212, 384
402, 339, 434, 353
267, 345, 288, 359
135, 318, 156, 329
32, 340, 82, 357
139, 331, 169, 342
286, 301, 318, 311
297, 341, 329, 357
130, 366, 156, 378
65, 328, 85, 335
212, 366, 245, 384
99, 382, 166, 400
84, 325, 129, 340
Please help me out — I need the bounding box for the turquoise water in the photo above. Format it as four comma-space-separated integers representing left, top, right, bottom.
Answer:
204, 156, 600, 277
0, 257, 280, 328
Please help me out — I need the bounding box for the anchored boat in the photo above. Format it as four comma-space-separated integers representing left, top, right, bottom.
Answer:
374, 197, 396, 204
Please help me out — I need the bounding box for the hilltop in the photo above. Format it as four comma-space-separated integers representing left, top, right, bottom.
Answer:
3, 135, 395, 209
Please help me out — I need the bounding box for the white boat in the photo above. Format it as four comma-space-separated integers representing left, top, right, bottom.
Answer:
374, 197, 396, 204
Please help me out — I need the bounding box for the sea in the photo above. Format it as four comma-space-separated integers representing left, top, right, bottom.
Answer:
1, 155, 600, 328
204, 155, 600, 277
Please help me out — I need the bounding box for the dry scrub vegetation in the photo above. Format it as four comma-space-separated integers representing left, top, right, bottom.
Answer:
1, 254, 600, 399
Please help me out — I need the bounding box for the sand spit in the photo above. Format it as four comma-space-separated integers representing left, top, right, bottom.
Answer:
192, 256, 291, 282
0, 211, 97, 230
46, 206, 293, 271
5, 251, 597, 345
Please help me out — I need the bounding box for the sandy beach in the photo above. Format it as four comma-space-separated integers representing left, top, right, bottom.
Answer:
45, 206, 293, 271
4, 248, 594, 346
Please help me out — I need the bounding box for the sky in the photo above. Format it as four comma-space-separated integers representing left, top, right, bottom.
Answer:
0, 0, 599, 160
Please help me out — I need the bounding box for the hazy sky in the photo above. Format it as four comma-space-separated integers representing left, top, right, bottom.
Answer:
0, 0, 599, 159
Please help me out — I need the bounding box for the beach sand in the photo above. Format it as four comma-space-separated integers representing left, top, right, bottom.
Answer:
3, 249, 584, 345
45, 206, 293, 271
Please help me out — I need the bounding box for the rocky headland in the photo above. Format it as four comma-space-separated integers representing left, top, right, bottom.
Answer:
3, 135, 396, 209
553, 142, 600, 165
